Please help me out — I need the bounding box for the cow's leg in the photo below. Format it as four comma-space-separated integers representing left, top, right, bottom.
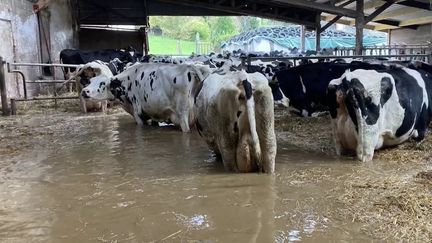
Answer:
133, 112, 144, 126
254, 88, 276, 173
357, 123, 378, 162
178, 113, 191, 132
80, 97, 87, 113
101, 100, 108, 114
413, 107, 429, 141
219, 135, 238, 172
331, 119, 343, 156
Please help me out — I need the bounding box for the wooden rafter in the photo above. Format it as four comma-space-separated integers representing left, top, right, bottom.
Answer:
157, 0, 318, 27
365, 0, 395, 23
320, 15, 343, 32
399, 15, 432, 26
372, 6, 421, 21
271, 0, 357, 17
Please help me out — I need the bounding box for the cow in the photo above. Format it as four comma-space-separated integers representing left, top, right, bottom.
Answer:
73, 59, 127, 113
327, 65, 432, 162
272, 61, 387, 117
59, 47, 139, 79
82, 63, 210, 132
194, 70, 276, 173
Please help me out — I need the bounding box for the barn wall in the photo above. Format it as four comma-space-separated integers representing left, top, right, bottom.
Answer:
390, 24, 432, 45
79, 29, 144, 53
0, 0, 39, 99
48, 0, 78, 79
0, 0, 76, 104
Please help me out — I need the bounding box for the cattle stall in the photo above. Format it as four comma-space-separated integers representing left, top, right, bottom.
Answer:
0, 59, 81, 115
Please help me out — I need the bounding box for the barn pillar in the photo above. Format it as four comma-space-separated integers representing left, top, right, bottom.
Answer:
300, 25, 306, 52
315, 13, 321, 52
355, 0, 365, 55
0, 57, 9, 115
142, 27, 149, 55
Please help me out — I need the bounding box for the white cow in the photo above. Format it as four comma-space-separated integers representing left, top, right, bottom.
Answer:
82, 63, 210, 132
194, 70, 277, 173
74, 60, 113, 113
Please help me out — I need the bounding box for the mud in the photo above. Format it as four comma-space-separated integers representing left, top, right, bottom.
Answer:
0, 103, 431, 242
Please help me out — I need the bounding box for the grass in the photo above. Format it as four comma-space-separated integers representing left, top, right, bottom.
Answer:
148, 35, 197, 56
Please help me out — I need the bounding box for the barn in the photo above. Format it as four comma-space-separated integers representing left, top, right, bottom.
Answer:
1, 0, 432, 242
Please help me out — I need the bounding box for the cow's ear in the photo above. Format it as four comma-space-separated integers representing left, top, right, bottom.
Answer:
380, 77, 393, 106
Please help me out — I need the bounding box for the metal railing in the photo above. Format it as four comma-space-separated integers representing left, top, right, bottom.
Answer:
240, 54, 432, 67
334, 44, 432, 56
0, 58, 81, 115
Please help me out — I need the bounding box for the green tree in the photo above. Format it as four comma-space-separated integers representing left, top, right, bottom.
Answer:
185, 20, 210, 41
210, 17, 238, 48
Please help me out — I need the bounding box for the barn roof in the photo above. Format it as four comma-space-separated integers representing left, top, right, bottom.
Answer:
72, 0, 432, 31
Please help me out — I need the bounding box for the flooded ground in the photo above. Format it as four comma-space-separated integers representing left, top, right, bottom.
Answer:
1, 105, 431, 242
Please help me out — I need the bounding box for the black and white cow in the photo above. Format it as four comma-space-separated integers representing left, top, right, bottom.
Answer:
327, 65, 432, 162
73, 59, 126, 113
272, 62, 387, 116
194, 70, 276, 173
60, 47, 139, 78
82, 63, 210, 132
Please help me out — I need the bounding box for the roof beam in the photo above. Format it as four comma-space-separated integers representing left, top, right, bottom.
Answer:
399, 15, 432, 26
391, 0, 432, 10
372, 7, 421, 21
271, 0, 357, 17
374, 24, 399, 31
364, 0, 386, 10
338, 0, 356, 8
320, 15, 343, 32
157, 0, 318, 27
321, 14, 384, 30
365, 0, 395, 23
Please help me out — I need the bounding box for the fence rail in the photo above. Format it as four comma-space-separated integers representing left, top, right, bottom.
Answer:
334, 44, 432, 56
1, 60, 81, 115
240, 54, 432, 67
1, 52, 431, 116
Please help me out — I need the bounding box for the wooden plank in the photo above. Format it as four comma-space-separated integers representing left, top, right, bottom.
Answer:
271, 0, 357, 17
373, 24, 399, 31
364, 0, 385, 10
338, 0, 356, 8
372, 7, 421, 21
321, 14, 383, 30
158, 0, 317, 27
320, 15, 343, 32
399, 15, 432, 26
393, 0, 432, 10
365, 0, 395, 23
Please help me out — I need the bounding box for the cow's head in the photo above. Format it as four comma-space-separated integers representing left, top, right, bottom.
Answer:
275, 71, 310, 116
75, 61, 113, 88
81, 75, 115, 100
268, 77, 289, 108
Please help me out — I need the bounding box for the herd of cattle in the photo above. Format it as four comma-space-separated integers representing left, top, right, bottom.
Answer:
59, 48, 432, 172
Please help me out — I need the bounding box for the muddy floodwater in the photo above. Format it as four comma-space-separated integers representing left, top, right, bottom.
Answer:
1, 110, 431, 242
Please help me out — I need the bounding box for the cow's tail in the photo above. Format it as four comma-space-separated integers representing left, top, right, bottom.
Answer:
240, 71, 262, 169
344, 76, 368, 161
